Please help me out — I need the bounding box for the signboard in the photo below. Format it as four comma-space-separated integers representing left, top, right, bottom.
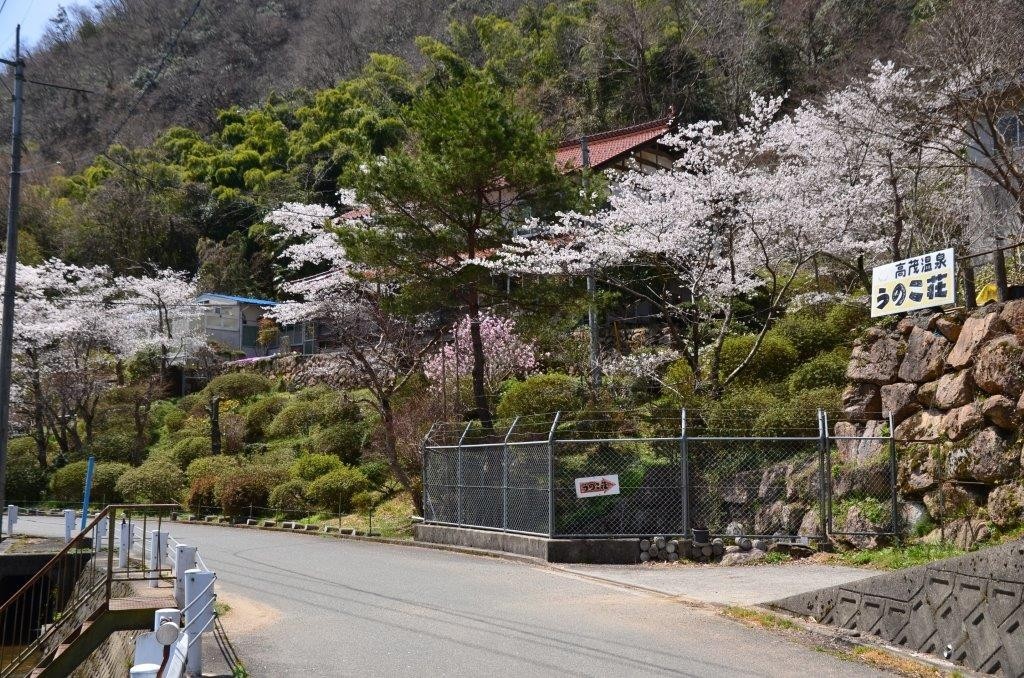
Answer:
575, 474, 620, 499
871, 248, 955, 318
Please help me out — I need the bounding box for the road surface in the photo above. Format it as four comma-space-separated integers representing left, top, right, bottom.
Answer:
15, 517, 889, 677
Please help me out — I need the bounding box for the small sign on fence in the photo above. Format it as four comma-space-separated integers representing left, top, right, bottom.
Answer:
574, 474, 620, 498
871, 247, 955, 317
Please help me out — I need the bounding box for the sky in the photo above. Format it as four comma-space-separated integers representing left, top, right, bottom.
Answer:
1, 0, 87, 55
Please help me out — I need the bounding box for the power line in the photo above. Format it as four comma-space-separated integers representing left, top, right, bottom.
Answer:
25, 77, 96, 95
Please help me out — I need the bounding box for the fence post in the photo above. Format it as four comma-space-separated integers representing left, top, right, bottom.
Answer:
184, 568, 215, 676
63, 509, 75, 543
679, 409, 689, 538
503, 417, 519, 532
96, 515, 107, 551
5, 505, 16, 537
888, 412, 900, 538
456, 422, 471, 527
994, 245, 1009, 302
963, 260, 977, 310
119, 519, 133, 569
421, 422, 436, 522
174, 545, 198, 607
547, 411, 561, 537
149, 531, 168, 588
817, 409, 828, 539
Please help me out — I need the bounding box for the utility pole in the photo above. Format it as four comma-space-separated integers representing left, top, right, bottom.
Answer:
581, 137, 601, 390
0, 27, 25, 530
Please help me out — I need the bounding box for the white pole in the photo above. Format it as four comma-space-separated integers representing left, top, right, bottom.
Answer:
149, 531, 168, 588
173, 545, 197, 608
184, 568, 215, 677
96, 516, 107, 551
6, 505, 16, 536
63, 509, 75, 543
118, 520, 132, 569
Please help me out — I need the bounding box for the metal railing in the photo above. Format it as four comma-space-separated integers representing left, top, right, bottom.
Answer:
422, 410, 900, 541
0, 504, 178, 677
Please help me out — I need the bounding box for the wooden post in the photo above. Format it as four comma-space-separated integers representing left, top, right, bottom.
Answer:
963, 261, 977, 310
994, 246, 1009, 302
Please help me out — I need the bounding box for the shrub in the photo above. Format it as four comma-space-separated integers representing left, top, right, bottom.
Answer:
187, 475, 219, 515
753, 387, 841, 436
290, 453, 343, 482
5, 457, 48, 503
496, 373, 586, 419
358, 460, 391, 487
662, 359, 696, 405
161, 408, 188, 434
242, 394, 290, 441
269, 479, 309, 513
825, 303, 869, 335
702, 388, 781, 435
91, 462, 130, 504
203, 372, 273, 401
186, 455, 241, 485
171, 437, 211, 469
787, 349, 850, 394
220, 413, 247, 454
51, 461, 90, 501
115, 460, 185, 504
770, 314, 841, 360
311, 422, 363, 464
217, 467, 283, 517
266, 401, 323, 438
89, 431, 136, 464
306, 466, 370, 513
717, 333, 799, 384
9, 436, 41, 459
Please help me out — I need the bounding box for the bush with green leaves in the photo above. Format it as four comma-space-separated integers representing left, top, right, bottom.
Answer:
752, 387, 841, 436
311, 422, 364, 464
51, 461, 90, 501
114, 460, 185, 504
269, 479, 309, 513
242, 393, 291, 441
171, 437, 211, 469
662, 359, 695, 402
496, 373, 586, 418
770, 314, 841, 360
202, 372, 274, 401
306, 466, 370, 513
91, 462, 131, 504
88, 431, 137, 463
787, 348, 850, 394
160, 407, 188, 434
187, 474, 219, 515
358, 459, 391, 487
824, 303, 869, 335
217, 467, 285, 517
290, 453, 343, 482
716, 333, 799, 384
186, 455, 242, 485
701, 388, 781, 435
266, 401, 324, 438
5, 457, 49, 503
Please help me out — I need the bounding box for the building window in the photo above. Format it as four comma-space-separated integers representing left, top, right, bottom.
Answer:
996, 113, 1024, 148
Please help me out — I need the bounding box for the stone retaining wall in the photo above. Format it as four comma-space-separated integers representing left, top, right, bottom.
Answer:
768, 539, 1024, 675
222, 352, 359, 389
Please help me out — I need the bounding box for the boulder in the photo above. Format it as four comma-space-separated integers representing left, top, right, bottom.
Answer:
935, 316, 962, 343
720, 548, 766, 566
922, 518, 990, 550
981, 395, 1016, 429
797, 508, 822, 537
846, 329, 903, 385
835, 504, 890, 549
974, 335, 1024, 398
916, 379, 939, 406
894, 409, 944, 442
999, 299, 1024, 334
897, 327, 949, 383
786, 459, 821, 503
940, 403, 983, 442
986, 483, 1024, 528
900, 501, 929, 535
880, 383, 920, 424
833, 461, 891, 500
922, 483, 979, 520
751, 539, 768, 552
833, 420, 886, 465
724, 521, 746, 536
947, 310, 1007, 369
945, 427, 1020, 484
841, 383, 881, 420
758, 464, 789, 500
754, 501, 805, 535
933, 370, 974, 410
897, 443, 938, 495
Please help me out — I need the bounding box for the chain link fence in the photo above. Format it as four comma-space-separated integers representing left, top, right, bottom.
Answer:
421, 409, 900, 540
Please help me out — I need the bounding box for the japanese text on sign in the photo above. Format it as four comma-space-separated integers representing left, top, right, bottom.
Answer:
871, 248, 956, 318
574, 474, 620, 499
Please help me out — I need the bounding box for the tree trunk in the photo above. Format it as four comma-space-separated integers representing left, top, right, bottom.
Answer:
466, 285, 492, 429
381, 403, 421, 514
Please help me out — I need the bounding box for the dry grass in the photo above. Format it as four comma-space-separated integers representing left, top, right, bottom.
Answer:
722, 606, 798, 632
815, 645, 944, 678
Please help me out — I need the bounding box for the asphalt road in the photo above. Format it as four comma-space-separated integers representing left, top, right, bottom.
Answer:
15, 517, 889, 677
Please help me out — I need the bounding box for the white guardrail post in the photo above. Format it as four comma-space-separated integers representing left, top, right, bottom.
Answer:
149, 531, 168, 588
96, 515, 107, 551
173, 545, 197, 608
6, 505, 17, 537
184, 568, 216, 677
63, 509, 75, 543
119, 520, 133, 569
131, 608, 184, 677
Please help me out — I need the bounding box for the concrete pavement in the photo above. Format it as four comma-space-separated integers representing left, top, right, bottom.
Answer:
14, 516, 890, 677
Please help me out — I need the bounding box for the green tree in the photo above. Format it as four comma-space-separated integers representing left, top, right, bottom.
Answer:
349, 75, 571, 426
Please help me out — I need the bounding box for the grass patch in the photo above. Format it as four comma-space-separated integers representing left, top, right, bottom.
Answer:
723, 606, 798, 632
816, 645, 941, 677
326, 493, 415, 538
763, 551, 792, 565
838, 543, 963, 570
214, 601, 231, 617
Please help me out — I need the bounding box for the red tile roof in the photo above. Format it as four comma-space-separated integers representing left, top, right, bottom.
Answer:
555, 116, 673, 172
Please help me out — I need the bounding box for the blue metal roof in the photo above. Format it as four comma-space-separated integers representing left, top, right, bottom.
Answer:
198, 293, 278, 306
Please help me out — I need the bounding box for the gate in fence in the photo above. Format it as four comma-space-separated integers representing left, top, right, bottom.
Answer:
421, 410, 900, 541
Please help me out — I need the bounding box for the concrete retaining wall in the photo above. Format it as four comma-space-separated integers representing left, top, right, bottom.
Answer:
768, 539, 1024, 675
413, 524, 640, 564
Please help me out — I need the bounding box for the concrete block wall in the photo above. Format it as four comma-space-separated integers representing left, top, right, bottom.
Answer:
769, 539, 1024, 675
